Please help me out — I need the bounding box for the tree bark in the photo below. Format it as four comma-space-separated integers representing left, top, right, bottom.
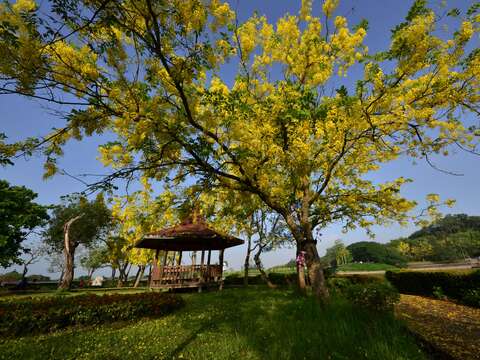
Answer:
254, 245, 276, 288
59, 215, 83, 290
111, 267, 116, 281
244, 234, 253, 286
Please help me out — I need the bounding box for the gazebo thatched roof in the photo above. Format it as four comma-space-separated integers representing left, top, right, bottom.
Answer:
134, 214, 244, 251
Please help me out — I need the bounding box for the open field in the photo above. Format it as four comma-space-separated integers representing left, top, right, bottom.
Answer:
0, 287, 425, 360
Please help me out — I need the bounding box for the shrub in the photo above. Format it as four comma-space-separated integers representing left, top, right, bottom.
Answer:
267, 272, 297, 285
323, 266, 337, 279
326, 277, 352, 294
386, 270, 480, 307
224, 274, 262, 285
344, 281, 400, 312
462, 289, 480, 308
432, 286, 446, 300
0, 292, 184, 338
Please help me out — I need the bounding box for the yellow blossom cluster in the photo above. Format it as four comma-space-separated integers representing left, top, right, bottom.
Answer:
322, 0, 339, 18
46, 41, 100, 95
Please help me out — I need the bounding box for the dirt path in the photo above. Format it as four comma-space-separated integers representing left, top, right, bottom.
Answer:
396, 295, 480, 360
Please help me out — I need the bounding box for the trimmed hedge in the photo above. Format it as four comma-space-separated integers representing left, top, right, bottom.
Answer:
386, 270, 480, 307
0, 292, 184, 338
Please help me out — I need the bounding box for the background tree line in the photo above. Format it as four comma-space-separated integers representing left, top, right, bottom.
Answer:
322, 214, 480, 267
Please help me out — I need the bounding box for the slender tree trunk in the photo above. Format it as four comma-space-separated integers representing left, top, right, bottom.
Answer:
125, 263, 132, 282
22, 263, 28, 281
134, 265, 145, 288
254, 245, 276, 288
88, 268, 94, 280
116, 262, 129, 287
244, 234, 252, 286
133, 266, 141, 287
111, 267, 116, 281
58, 270, 64, 286
59, 215, 83, 290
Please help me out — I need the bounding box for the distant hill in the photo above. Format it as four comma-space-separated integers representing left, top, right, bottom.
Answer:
409, 214, 480, 239
389, 214, 480, 261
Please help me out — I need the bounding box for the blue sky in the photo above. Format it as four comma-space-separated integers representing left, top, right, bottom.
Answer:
1, 0, 479, 276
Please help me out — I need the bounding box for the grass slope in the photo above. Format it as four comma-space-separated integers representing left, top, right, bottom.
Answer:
0, 287, 425, 360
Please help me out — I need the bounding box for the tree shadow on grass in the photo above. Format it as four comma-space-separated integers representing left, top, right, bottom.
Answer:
167, 321, 218, 358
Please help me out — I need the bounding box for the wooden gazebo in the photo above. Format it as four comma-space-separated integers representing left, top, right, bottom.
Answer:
135, 214, 243, 291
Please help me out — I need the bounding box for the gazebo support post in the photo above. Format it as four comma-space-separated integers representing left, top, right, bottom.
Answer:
177, 251, 183, 285
150, 249, 159, 288
191, 251, 196, 284
207, 250, 212, 283
219, 249, 225, 291
200, 250, 205, 266
199, 250, 205, 293
159, 251, 168, 286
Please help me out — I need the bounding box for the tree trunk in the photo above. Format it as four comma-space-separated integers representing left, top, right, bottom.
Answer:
59, 215, 83, 290
116, 262, 129, 287
254, 245, 276, 288
244, 234, 252, 286
304, 241, 329, 302
22, 263, 28, 281
296, 245, 307, 295
88, 268, 94, 280
125, 263, 132, 281
59, 246, 76, 289
283, 211, 328, 301
58, 270, 64, 286
133, 265, 145, 288
111, 267, 116, 281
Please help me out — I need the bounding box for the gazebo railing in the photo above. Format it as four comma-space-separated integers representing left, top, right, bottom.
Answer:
151, 264, 222, 287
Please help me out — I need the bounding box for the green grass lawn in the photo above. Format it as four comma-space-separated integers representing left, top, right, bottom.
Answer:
337, 263, 400, 272
0, 287, 425, 360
